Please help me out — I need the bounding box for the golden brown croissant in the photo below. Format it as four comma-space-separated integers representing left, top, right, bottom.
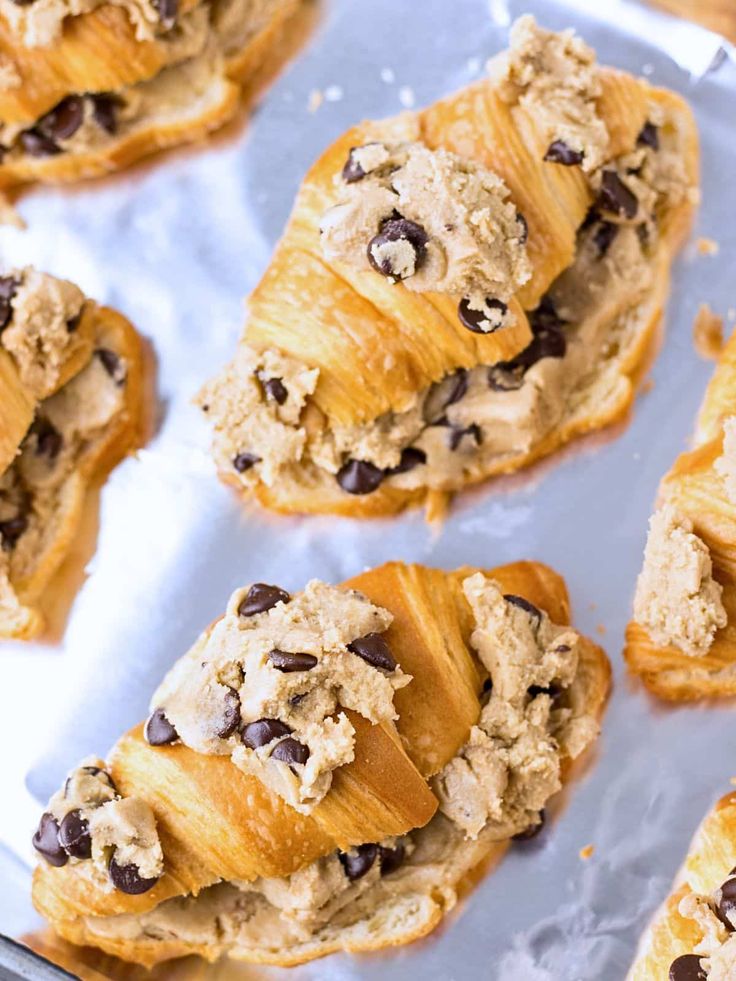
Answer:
197, 15, 699, 520
628, 789, 736, 980
625, 327, 736, 700
0, 267, 145, 639
0, 0, 301, 190
31, 559, 609, 968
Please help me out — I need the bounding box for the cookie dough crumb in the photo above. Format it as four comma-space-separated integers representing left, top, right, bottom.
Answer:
696, 237, 719, 256
715, 416, 736, 505
634, 505, 727, 656
692, 303, 724, 360
307, 89, 323, 113
579, 843, 594, 860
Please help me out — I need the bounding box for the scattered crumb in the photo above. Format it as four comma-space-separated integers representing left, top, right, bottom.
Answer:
696, 237, 719, 256
730, 776, 736, 787
579, 844, 595, 860
307, 89, 323, 113
642, 62, 654, 76
324, 85, 343, 103
692, 302, 724, 360
596, 624, 606, 637
588, 601, 597, 611
380, 67, 395, 84
398, 85, 415, 108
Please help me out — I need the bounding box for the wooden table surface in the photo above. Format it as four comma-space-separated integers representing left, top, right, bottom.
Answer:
648, 0, 736, 44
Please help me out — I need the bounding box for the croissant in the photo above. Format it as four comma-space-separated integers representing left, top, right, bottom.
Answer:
31, 558, 609, 968
197, 15, 699, 521
628, 789, 736, 980
624, 327, 736, 700
0, 267, 144, 639
0, 0, 301, 189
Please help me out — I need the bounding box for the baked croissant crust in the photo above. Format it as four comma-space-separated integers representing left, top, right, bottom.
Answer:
31, 559, 609, 968
628, 790, 736, 980
198, 15, 699, 520
0, 267, 144, 639
624, 328, 736, 700
0, 0, 301, 189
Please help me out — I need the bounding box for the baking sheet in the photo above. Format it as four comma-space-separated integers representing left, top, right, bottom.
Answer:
0, 0, 734, 977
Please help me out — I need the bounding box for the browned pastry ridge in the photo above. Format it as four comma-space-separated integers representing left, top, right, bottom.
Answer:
0, 267, 145, 639
197, 17, 699, 520
31, 560, 610, 968
625, 328, 736, 700
0, 0, 302, 190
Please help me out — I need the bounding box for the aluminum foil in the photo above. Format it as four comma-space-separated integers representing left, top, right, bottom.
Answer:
0, 0, 734, 977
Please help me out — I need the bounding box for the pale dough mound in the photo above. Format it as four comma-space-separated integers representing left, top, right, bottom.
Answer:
0, 0, 163, 46
634, 505, 727, 656
496, 14, 609, 173
320, 140, 531, 320
715, 416, 736, 505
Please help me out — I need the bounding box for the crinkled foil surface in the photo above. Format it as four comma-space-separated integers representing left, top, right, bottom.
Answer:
0, 0, 734, 977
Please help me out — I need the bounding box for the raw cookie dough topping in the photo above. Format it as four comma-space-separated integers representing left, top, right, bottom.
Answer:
634, 505, 727, 657
0, 0, 178, 47
496, 15, 609, 173
715, 416, 736, 505
670, 869, 736, 979
320, 140, 531, 332
146, 579, 410, 813
32, 758, 163, 894
433, 574, 597, 839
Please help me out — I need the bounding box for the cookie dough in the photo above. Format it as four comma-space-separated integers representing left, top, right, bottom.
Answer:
148, 579, 410, 813
715, 416, 736, 505
673, 874, 736, 979
634, 505, 727, 656
0, 0, 167, 47
320, 140, 531, 328
496, 14, 608, 173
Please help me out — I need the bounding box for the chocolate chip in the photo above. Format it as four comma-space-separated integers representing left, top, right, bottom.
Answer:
144, 708, 179, 746
233, 452, 260, 473
348, 633, 396, 671
385, 447, 426, 476
458, 297, 507, 334
58, 809, 91, 860
529, 296, 567, 333
95, 348, 125, 384
543, 140, 584, 166
32, 812, 67, 867
0, 276, 18, 331
423, 369, 468, 423
528, 683, 562, 700
597, 170, 638, 220
215, 689, 241, 739
482, 677, 493, 694
152, 0, 177, 28
268, 649, 318, 672
487, 299, 566, 392
516, 212, 528, 244
336, 458, 384, 495
512, 810, 546, 841
368, 217, 428, 279
66, 312, 82, 333
668, 955, 706, 981
238, 582, 290, 617
449, 423, 482, 452
524, 324, 567, 363
33, 418, 63, 460
20, 129, 62, 158
488, 362, 526, 392
593, 221, 619, 257
263, 377, 287, 405
342, 146, 368, 183
504, 594, 542, 628
270, 737, 310, 765
108, 854, 159, 894
0, 514, 28, 552
73, 765, 116, 795
338, 843, 377, 881
716, 875, 736, 929
8, 0, 35, 6
38, 96, 84, 142
90, 93, 121, 135
378, 843, 405, 876
637, 121, 659, 151
241, 718, 292, 749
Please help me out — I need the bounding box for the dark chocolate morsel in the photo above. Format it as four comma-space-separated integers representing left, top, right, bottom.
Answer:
668, 955, 706, 981
512, 810, 546, 841
516, 211, 528, 244
38, 96, 84, 142
32, 812, 68, 867
238, 583, 290, 617
385, 447, 427, 476
108, 854, 159, 895
348, 633, 396, 671
0, 276, 18, 331
270, 737, 310, 765
338, 843, 378, 881
263, 377, 288, 405
215, 689, 241, 738
529, 295, 567, 333
95, 347, 125, 383
593, 221, 619, 257
637, 121, 659, 151
233, 452, 260, 473
20, 129, 62, 158
33, 418, 63, 460
268, 649, 319, 672
378, 843, 405, 876
528, 683, 562, 700
597, 170, 638, 219
91, 93, 122, 135
342, 146, 371, 183
488, 361, 526, 392
58, 809, 92, 860
367, 217, 428, 279
0, 514, 28, 551
336, 458, 384, 495
504, 593, 542, 627
458, 297, 507, 333
543, 140, 584, 166
716, 875, 736, 929
423, 369, 468, 422
152, 0, 178, 28
241, 718, 292, 749
449, 423, 482, 452
144, 708, 179, 746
